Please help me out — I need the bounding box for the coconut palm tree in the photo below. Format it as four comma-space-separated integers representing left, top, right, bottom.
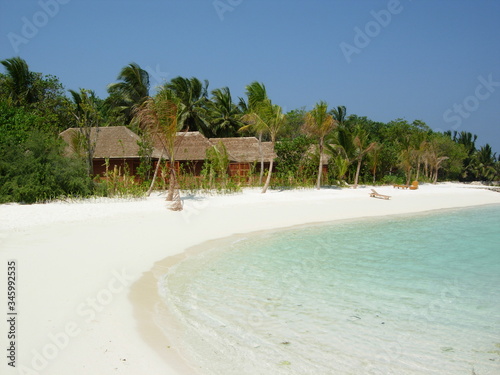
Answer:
367, 143, 382, 184
241, 101, 285, 193
205, 87, 243, 137
245, 81, 268, 110
330, 105, 347, 127
454, 131, 477, 155
163, 76, 210, 135
302, 101, 337, 189
0, 56, 38, 105
351, 126, 377, 188
326, 125, 354, 183
326, 124, 376, 187
107, 63, 150, 125
133, 89, 182, 209
422, 139, 449, 183
470, 144, 497, 181
69, 88, 102, 176
241, 81, 269, 184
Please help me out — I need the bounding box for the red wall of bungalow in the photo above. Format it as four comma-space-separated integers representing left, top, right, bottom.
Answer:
92, 159, 141, 177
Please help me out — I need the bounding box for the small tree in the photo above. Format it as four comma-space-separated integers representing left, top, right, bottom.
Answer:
352, 126, 377, 188
134, 89, 183, 209
302, 101, 337, 189
274, 136, 312, 186
241, 101, 285, 193
136, 138, 154, 181
202, 141, 230, 189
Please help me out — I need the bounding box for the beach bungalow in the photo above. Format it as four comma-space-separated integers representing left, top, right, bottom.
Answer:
153, 131, 215, 175
60, 127, 277, 179
59, 126, 161, 176
209, 137, 276, 178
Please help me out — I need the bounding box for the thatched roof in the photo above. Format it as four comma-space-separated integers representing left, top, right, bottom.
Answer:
210, 137, 276, 163
261, 142, 276, 162
175, 131, 215, 161
59, 126, 152, 159
153, 131, 214, 161
60, 127, 277, 163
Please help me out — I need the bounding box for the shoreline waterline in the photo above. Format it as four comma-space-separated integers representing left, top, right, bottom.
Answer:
131, 201, 500, 375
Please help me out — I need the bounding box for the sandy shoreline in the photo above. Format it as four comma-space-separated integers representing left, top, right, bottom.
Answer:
1, 183, 500, 375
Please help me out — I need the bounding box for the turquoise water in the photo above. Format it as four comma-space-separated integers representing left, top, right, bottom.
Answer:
160, 205, 500, 375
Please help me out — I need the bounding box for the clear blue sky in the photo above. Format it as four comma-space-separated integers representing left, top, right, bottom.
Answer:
1, 0, 499, 152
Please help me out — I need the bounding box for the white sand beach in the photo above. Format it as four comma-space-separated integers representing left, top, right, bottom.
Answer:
1, 183, 500, 375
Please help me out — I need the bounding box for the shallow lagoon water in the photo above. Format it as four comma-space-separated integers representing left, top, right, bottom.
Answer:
160, 205, 500, 375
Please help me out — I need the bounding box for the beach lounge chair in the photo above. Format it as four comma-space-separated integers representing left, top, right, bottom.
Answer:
409, 181, 419, 190
393, 184, 409, 189
370, 189, 391, 200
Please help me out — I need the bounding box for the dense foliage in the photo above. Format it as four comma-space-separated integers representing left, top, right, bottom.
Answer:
0, 130, 92, 203
0, 57, 498, 203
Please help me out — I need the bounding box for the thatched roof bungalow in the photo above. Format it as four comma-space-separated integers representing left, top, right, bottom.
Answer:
153, 131, 216, 175
60, 127, 278, 178
210, 137, 276, 177
59, 126, 160, 176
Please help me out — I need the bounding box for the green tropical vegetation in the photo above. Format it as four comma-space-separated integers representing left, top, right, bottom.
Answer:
1, 56, 499, 204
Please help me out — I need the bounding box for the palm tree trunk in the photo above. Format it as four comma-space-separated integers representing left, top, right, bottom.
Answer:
353, 157, 362, 188
316, 140, 323, 190
258, 132, 264, 185
167, 167, 183, 211
166, 162, 175, 201
261, 140, 275, 194
261, 159, 274, 193
146, 152, 163, 197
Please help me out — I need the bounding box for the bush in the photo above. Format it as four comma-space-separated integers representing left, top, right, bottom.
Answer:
274, 136, 316, 187
0, 131, 93, 203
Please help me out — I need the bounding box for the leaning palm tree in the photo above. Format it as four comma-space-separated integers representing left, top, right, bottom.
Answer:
163, 76, 210, 135
133, 89, 183, 209
107, 63, 150, 125
302, 101, 337, 189
241, 101, 285, 193
206, 87, 243, 137
0, 56, 38, 105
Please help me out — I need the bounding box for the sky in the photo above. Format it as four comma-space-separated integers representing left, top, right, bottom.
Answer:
0, 0, 499, 152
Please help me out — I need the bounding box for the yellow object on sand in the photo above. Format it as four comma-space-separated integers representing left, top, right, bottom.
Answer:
393, 181, 419, 190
